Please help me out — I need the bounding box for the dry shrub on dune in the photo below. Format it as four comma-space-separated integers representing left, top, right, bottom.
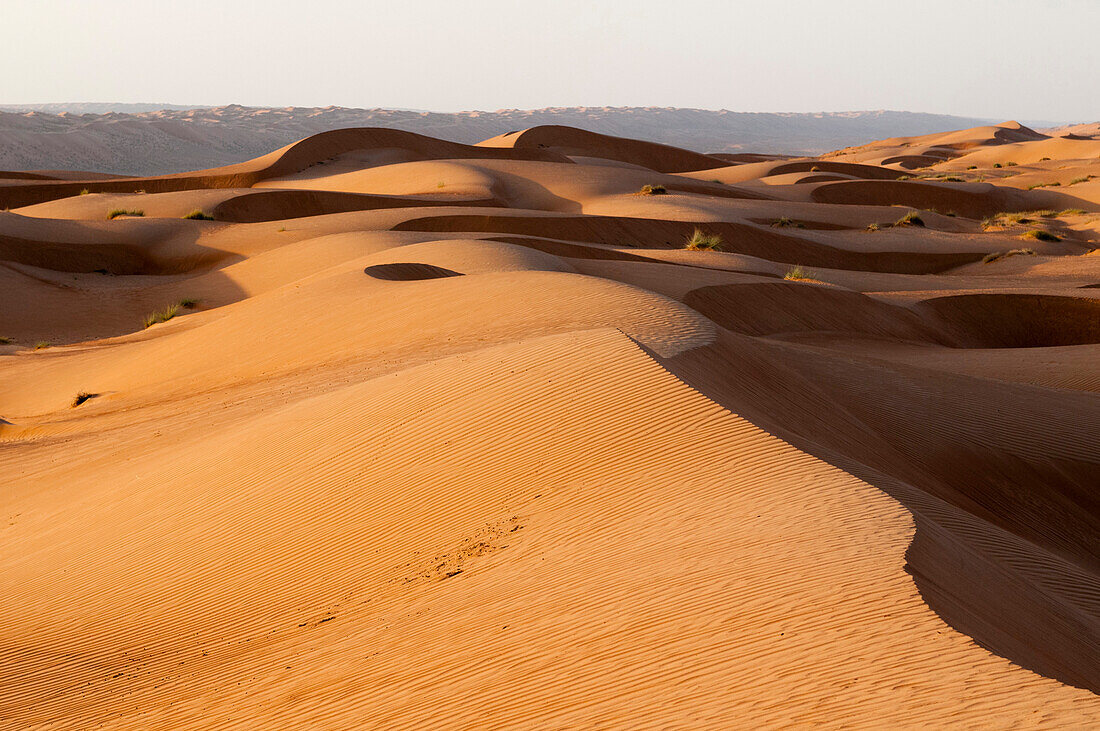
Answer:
684, 228, 723, 251
1021, 229, 1059, 242
893, 211, 925, 227
771, 217, 803, 228
783, 265, 822, 282
107, 208, 144, 219
142, 304, 181, 329
982, 249, 1036, 264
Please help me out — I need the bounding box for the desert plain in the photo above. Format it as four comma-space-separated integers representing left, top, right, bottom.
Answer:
1, 120, 1099, 728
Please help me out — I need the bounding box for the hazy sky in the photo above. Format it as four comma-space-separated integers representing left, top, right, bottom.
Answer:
2, 0, 1096, 121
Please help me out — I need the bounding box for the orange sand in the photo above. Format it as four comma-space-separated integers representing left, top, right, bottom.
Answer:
1, 120, 1098, 729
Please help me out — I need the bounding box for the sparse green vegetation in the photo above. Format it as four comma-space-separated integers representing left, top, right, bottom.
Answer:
34, 341, 50, 350
1021, 229, 1060, 242
179, 298, 199, 309
865, 223, 880, 232
0, 336, 13, 345
79, 188, 90, 195
982, 248, 1036, 264
981, 210, 1069, 228
1004, 161, 1018, 167
437, 181, 445, 188
893, 211, 925, 227
784, 265, 820, 282
142, 303, 183, 329
895, 175, 913, 181
770, 217, 803, 228
183, 209, 214, 220
684, 228, 723, 251
993, 163, 1002, 168
966, 165, 977, 170
1068, 176, 1095, 186
637, 184, 667, 196
1039, 157, 1051, 162
1059, 208, 1086, 216
277, 226, 287, 232
107, 209, 144, 219
938, 176, 964, 182
71, 391, 97, 408
1027, 182, 1061, 190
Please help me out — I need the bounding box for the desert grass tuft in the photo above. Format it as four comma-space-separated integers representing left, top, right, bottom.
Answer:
637, 184, 667, 196
71, 391, 97, 408
982, 210, 1065, 228
0, 336, 13, 345
34, 341, 50, 350
893, 211, 925, 227
784, 265, 821, 282
107, 209, 144, 220
982, 248, 1036, 264
142, 303, 182, 329
770, 217, 803, 228
865, 223, 880, 232
183, 209, 214, 220
684, 228, 722, 251
1027, 182, 1060, 190
1021, 229, 1059, 242
79, 188, 90, 195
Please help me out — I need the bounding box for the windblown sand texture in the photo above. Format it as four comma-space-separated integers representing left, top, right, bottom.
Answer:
1, 120, 1099, 729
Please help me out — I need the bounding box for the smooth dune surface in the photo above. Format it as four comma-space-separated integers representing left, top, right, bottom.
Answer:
1, 119, 1098, 729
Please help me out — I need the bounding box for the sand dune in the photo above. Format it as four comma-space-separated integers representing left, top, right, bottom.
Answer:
1, 121, 1098, 728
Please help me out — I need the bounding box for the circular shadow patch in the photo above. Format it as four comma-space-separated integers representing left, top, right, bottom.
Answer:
364, 263, 464, 281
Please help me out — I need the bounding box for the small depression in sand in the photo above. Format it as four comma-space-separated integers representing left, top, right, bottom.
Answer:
364, 262, 465, 281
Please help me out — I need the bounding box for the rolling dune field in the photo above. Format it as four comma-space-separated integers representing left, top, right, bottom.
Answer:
1, 120, 1099, 729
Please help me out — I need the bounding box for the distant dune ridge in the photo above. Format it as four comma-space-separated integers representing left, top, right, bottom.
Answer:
1, 118, 1099, 728
0, 105, 1028, 176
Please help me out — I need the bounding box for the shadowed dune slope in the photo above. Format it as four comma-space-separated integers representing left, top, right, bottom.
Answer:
1, 123, 1099, 728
